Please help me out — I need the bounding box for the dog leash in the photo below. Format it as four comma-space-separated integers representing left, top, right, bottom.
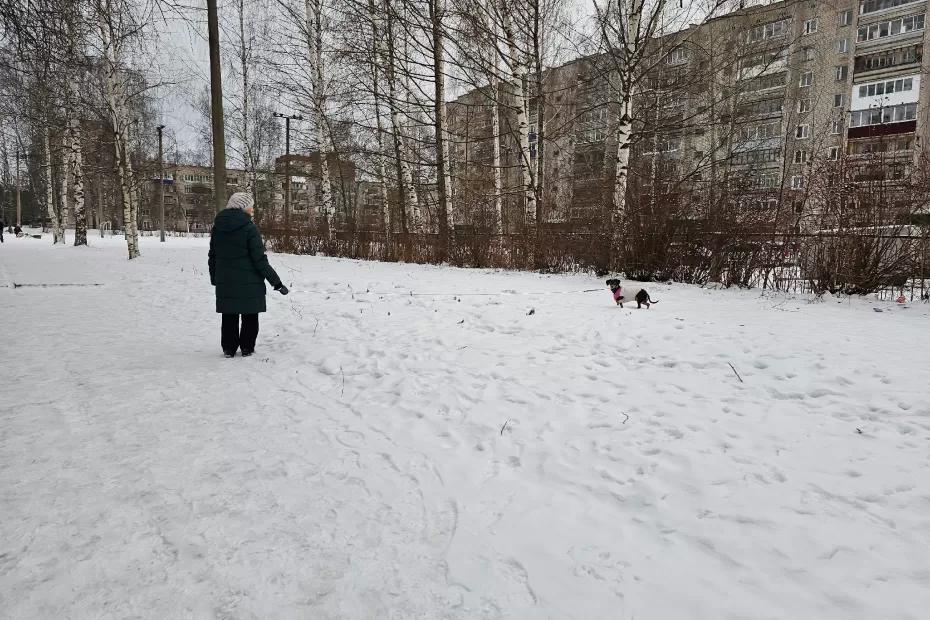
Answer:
285, 288, 606, 297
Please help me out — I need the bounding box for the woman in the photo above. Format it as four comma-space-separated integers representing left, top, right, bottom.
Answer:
208, 192, 288, 357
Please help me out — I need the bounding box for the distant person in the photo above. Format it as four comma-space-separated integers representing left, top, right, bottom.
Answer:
13, 225, 22, 237
0, 220, 4, 243
208, 192, 288, 358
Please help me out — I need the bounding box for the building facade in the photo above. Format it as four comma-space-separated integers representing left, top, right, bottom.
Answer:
446, 0, 930, 234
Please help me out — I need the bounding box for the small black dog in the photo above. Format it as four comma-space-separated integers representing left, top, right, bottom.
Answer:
606, 279, 659, 309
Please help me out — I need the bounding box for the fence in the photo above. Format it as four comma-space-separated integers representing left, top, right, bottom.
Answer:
259, 224, 930, 299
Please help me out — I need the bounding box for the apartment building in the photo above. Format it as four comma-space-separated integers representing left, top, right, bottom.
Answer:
144, 164, 250, 232
446, 0, 930, 233
271, 153, 358, 229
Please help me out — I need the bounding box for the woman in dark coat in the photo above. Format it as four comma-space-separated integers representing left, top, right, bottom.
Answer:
208, 193, 288, 357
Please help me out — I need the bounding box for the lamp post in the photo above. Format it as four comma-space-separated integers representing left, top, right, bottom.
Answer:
273, 112, 303, 248
157, 125, 166, 242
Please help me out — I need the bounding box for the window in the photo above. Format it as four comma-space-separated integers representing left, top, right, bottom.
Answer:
840, 9, 854, 25
800, 71, 814, 87
838, 38, 850, 53
739, 120, 782, 141
796, 124, 810, 138
857, 14, 925, 41
791, 175, 805, 189
857, 76, 915, 97
834, 93, 846, 107
854, 44, 922, 72
860, 0, 922, 15
575, 108, 609, 144
829, 146, 840, 159
849, 101, 918, 126
738, 97, 784, 116
741, 48, 788, 70
836, 65, 849, 80
667, 47, 688, 65
804, 47, 816, 61
731, 148, 781, 165
747, 18, 791, 43
832, 118, 845, 134
799, 98, 812, 113
794, 150, 808, 163
745, 71, 789, 92
848, 136, 914, 153
804, 18, 819, 34
757, 170, 781, 188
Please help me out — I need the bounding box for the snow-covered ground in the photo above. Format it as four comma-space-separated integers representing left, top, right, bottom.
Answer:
2, 232, 929, 619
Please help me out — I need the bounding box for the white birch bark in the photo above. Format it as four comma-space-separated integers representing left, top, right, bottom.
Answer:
305, 0, 334, 238
429, 0, 454, 250
98, 3, 139, 259
610, 0, 664, 228
369, 8, 393, 254
44, 127, 64, 244
236, 0, 260, 212
69, 115, 87, 246
491, 76, 503, 234
499, 0, 535, 228
60, 133, 71, 230
383, 0, 421, 232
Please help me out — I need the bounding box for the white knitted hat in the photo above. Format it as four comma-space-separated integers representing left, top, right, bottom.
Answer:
226, 192, 254, 211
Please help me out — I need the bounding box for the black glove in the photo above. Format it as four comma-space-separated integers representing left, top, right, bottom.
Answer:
276, 283, 289, 295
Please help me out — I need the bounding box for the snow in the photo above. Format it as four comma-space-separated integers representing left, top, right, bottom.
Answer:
2, 232, 929, 619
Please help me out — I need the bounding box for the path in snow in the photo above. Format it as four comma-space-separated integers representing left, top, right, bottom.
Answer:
1, 234, 929, 619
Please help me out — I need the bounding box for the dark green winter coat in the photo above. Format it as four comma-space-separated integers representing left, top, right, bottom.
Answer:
208, 208, 282, 314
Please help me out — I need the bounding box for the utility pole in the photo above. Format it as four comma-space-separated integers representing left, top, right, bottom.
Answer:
157, 125, 166, 242
273, 112, 302, 248
207, 0, 227, 213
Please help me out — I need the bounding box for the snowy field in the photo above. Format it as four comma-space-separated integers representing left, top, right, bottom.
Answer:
2, 232, 929, 620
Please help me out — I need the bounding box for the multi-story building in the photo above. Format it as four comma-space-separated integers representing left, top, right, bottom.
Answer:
144, 164, 250, 232
446, 0, 930, 234
271, 153, 358, 229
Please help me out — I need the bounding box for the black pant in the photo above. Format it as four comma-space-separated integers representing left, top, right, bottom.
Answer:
222, 313, 259, 353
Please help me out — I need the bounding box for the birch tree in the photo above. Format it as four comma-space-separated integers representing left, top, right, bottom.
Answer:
96, 0, 140, 259
44, 126, 65, 243
427, 0, 454, 257
382, 0, 421, 232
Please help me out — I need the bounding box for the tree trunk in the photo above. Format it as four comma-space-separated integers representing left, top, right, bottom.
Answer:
69, 116, 87, 246
369, 1, 393, 259
306, 0, 334, 239
531, 0, 545, 267
237, 0, 261, 218
607, 0, 662, 266
99, 5, 139, 259
60, 133, 71, 234
491, 78, 503, 235
44, 127, 64, 244
430, 0, 453, 260
383, 0, 420, 234
499, 1, 535, 232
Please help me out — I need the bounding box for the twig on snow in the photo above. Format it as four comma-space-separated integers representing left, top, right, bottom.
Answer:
340, 366, 345, 397
728, 362, 744, 383
622, 413, 629, 424
500, 419, 511, 435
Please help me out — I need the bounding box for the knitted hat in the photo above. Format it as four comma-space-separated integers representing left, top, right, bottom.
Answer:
226, 192, 254, 211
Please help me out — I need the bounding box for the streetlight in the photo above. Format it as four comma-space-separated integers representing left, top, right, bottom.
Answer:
157, 125, 166, 242
273, 112, 303, 247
